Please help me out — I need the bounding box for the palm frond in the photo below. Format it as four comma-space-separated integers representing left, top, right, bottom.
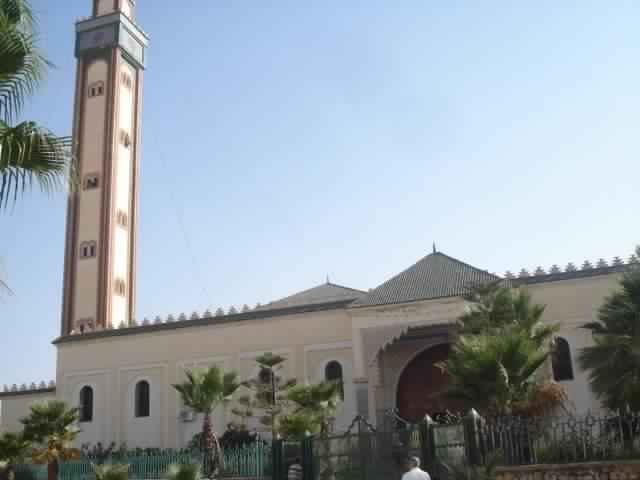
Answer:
0, 120, 75, 209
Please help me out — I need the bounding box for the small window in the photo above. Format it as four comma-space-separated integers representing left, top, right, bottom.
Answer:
120, 130, 131, 148
135, 381, 150, 418
121, 72, 133, 90
114, 278, 126, 297
552, 337, 574, 381
80, 241, 97, 259
88, 81, 105, 98
325, 361, 344, 400
116, 210, 128, 228
79, 386, 94, 422
84, 174, 99, 190
77, 318, 94, 334
258, 368, 273, 385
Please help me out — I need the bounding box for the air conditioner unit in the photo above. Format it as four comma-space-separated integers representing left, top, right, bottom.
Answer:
179, 408, 195, 423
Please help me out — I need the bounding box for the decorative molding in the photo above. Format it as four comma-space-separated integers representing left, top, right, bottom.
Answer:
303, 341, 352, 353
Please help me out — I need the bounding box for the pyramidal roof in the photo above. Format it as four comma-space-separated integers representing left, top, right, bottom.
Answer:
353, 251, 500, 307
258, 282, 366, 310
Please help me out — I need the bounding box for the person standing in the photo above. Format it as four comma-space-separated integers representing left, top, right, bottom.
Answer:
288, 457, 303, 480
402, 457, 431, 480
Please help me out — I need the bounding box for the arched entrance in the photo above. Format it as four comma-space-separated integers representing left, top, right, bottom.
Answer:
396, 343, 463, 422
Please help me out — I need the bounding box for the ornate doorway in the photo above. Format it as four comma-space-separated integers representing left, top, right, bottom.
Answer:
396, 343, 462, 422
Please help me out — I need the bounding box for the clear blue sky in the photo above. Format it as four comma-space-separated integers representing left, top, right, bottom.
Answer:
0, 1, 638, 386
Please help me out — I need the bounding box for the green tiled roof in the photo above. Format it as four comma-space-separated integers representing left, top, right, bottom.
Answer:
353, 252, 499, 307
258, 282, 366, 310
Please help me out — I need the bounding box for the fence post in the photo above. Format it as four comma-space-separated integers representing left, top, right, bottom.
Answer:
420, 415, 437, 466
302, 432, 314, 480
272, 435, 285, 480
463, 409, 482, 466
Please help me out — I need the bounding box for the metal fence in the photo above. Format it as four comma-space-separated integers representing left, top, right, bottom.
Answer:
477, 413, 640, 466
14, 443, 270, 480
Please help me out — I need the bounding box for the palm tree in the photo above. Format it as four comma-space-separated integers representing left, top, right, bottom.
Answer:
439, 285, 565, 417
0, 431, 30, 464
579, 247, 640, 413
0, 0, 75, 210
173, 366, 240, 479
20, 400, 80, 480
438, 327, 565, 417
459, 284, 557, 346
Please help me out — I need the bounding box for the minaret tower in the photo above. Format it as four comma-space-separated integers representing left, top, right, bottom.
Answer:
61, 0, 148, 335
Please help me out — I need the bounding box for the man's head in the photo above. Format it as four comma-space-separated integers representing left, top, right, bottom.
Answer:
406, 456, 420, 470
294, 457, 301, 464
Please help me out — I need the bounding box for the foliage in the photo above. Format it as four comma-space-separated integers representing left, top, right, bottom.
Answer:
241, 353, 296, 437
579, 247, 640, 412
0, 432, 30, 463
218, 424, 257, 449
173, 366, 239, 416
283, 381, 341, 436
459, 284, 557, 345
0, 462, 13, 480
167, 463, 200, 480
93, 463, 129, 480
0, 0, 75, 210
439, 285, 565, 417
173, 366, 240, 478
20, 400, 81, 464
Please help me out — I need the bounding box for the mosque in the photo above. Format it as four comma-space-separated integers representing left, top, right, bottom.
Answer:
0, 0, 633, 448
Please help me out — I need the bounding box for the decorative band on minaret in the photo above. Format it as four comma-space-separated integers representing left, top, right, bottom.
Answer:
61, 0, 148, 335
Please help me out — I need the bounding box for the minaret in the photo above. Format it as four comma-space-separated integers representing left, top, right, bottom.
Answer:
61, 0, 148, 335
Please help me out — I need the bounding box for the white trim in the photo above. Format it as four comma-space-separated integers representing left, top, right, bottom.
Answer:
64, 369, 107, 378
303, 342, 352, 383
177, 356, 230, 370
238, 348, 292, 360
129, 376, 152, 420
118, 362, 168, 373
75, 382, 97, 424
303, 341, 352, 353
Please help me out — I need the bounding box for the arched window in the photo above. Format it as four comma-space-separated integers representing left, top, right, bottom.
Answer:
88, 81, 104, 98
135, 380, 150, 418
325, 361, 344, 400
114, 278, 126, 297
80, 241, 97, 259
84, 174, 99, 190
79, 386, 94, 422
552, 337, 574, 381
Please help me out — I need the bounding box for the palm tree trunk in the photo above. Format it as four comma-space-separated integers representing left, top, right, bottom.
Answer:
47, 460, 58, 480
201, 412, 215, 478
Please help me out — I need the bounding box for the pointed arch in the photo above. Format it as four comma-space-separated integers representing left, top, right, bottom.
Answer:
79, 385, 94, 422
552, 336, 574, 381
135, 380, 150, 418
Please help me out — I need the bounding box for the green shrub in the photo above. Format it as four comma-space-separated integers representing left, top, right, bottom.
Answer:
93, 463, 129, 480
167, 463, 201, 480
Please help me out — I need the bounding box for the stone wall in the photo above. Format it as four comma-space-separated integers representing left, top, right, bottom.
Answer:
496, 461, 640, 480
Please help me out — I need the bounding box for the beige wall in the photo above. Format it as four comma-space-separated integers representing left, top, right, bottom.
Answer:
0, 392, 56, 433
73, 58, 109, 327
523, 273, 621, 414
56, 307, 354, 448
50, 271, 623, 448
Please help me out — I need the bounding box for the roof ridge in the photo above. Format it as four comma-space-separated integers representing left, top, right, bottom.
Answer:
433, 252, 500, 279
353, 249, 498, 307
325, 281, 367, 294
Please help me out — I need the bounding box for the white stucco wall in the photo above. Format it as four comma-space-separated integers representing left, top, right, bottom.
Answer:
0, 392, 56, 433
56, 306, 355, 448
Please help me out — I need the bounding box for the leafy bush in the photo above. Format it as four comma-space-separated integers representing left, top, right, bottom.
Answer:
93, 463, 129, 480
167, 463, 200, 480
